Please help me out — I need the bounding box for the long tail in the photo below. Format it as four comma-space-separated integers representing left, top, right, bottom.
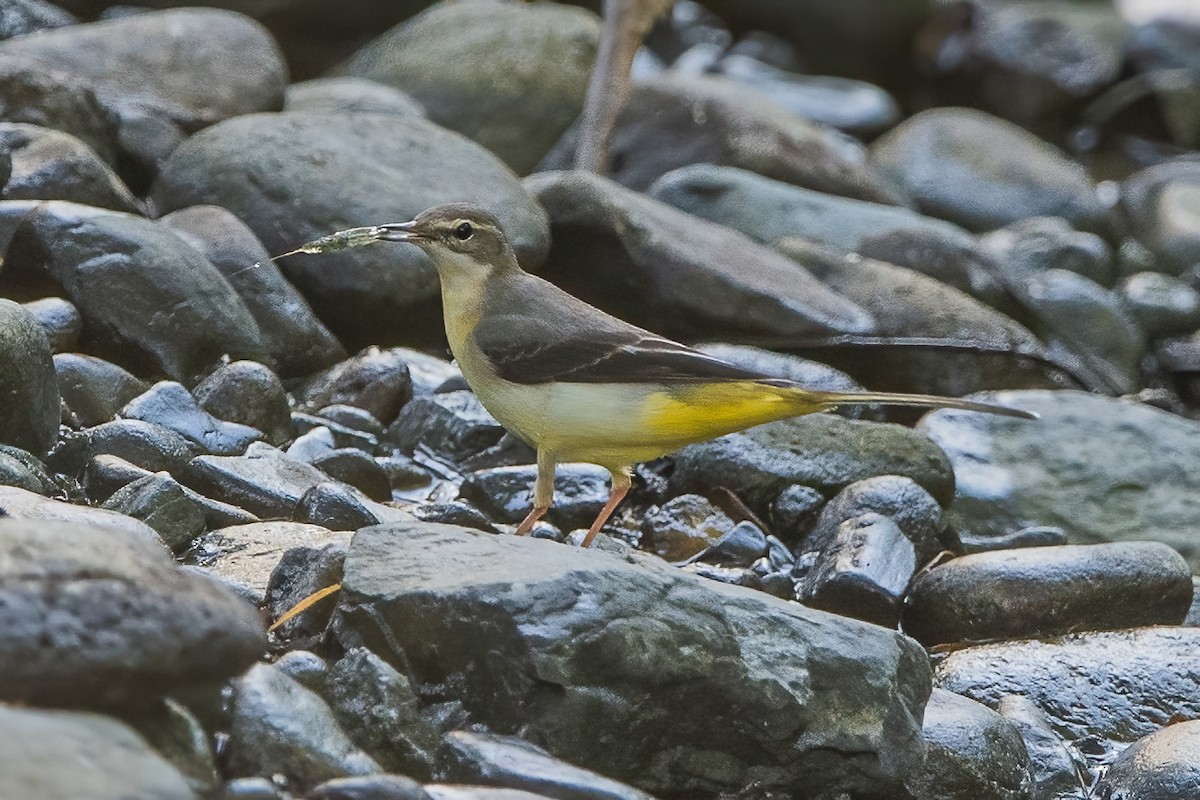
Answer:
806, 390, 1039, 420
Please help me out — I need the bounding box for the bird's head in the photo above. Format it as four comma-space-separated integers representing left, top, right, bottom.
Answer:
379, 203, 517, 280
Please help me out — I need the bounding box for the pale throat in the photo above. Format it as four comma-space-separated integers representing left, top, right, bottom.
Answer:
433, 252, 489, 363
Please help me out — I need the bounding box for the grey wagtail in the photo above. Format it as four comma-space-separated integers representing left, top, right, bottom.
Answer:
373, 203, 1036, 548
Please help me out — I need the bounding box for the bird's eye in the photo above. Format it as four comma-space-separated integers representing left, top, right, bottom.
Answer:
452, 222, 474, 241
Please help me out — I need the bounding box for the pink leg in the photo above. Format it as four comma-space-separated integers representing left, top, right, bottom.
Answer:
580, 469, 632, 548
516, 450, 555, 536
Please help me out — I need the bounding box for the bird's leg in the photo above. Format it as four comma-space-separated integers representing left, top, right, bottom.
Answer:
516, 450, 556, 536
580, 468, 633, 548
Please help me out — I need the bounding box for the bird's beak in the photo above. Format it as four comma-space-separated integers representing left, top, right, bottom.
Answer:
377, 220, 428, 243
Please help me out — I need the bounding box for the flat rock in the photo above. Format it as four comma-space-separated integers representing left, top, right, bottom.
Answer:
51, 418, 196, 478
525, 170, 873, 340
121, 381, 262, 456
149, 110, 548, 346
338, 0, 599, 174
0, 484, 161, 542
870, 108, 1106, 233
0, 704, 196, 800
0, 517, 264, 708
0, 298, 58, 457
0, 122, 137, 211
182, 444, 331, 521
920, 390, 1200, 567
191, 522, 351, 599
335, 520, 931, 798
0, 201, 268, 383
904, 542, 1193, 645
934, 627, 1200, 752
1094, 719, 1200, 799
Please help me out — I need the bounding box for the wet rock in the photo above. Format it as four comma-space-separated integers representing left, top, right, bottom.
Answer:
325, 648, 441, 779
160, 205, 345, 377
223, 776, 283, 800
388, 390, 506, 464
285, 77, 426, 117
996, 695, 1082, 800
192, 360, 294, 447
801, 475, 945, 567
122, 699, 221, 800
920, 390, 1200, 567
53, 353, 147, 427
0, 53, 116, 164
192, 522, 351, 601
294, 414, 378, 454
650, 163, 999, 301
296, 348, 413, 426
411, 501, 499, 534
870, 108, 1106, 233
0, 8, 286, 178
294, 481, 402, 532
318, 406, 387, 444
935, 627, 1200, 751
0, 202, 268, 383
122, 381, 262, 456
339, 0, 599, 175
312, 450, 392, 502
287, 425, 337, 465
0, 484, 160, 543
394, 347, 461, 396
770, 484, 827, 543
0, 122, 137, 211
1119, 271, 1200, 337
672, 413, 955, 521
905, 542, 1192, 646
80, 454, 149, 501
149, 110, 548, 346
1120, 161, 1200, 275
52, 418, 195, 478
335, 520, 931, 798
526, 170, 873, 340
544, 74, 904, 204
23, 296, 80, 353
641, 494, 736, 562
980, 216, 1115, 288
0, 298, 58, 457
445, 731, 653, 800
101, 472, 208, 552
0, 0, 75, 40
376, 454, 434, 493
424, 788, 553, 800
905, 689, 1034, 800
265, 542, 347, 640
1094, 719, 1200, 800
699, 521, 768, 567
800, 513, 917, 628
182, 443, 330, 519
0, 704, 196, 800
459, 463, 608, 532
0, 517, 263, 708
0, 446, 49, 494
228, 663, 381, 789
308, 774, 430, 800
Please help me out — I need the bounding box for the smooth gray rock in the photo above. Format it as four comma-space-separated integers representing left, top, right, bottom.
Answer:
150, 111, 548, 345
0, 704, 196, 800
996, 695, 1082, 800
920, 390, 1200, 567
870, 108, 1106, 233
0, 0, 75, 40
0, 201, 268, 383
159, 205, 346, 377
312, 450, 392, 502
671, 413, 956, 520
0, 483, 160, 542
0, 517, 264, 708
905, 689, 1034, 800
935, 627, 1200, 753
23, 296, 81, 353
335, 520, 931, 798
525, 170, 874, 340
801, 475, 944, 566
121, 381, 262, 456
0, 445, 52, 494
286, 77, 426, 117
123, 699, 221, 800
101, 472, 208, 552
904, 542, 1193, 645
544, 74, 904, 204
0, 53, 115, 164
1094, 719, 1200, 800
295, 347, 413, 426
1119, 271, 1200, 337
0, 122, 137, 211
192, 360, 294, 447
52, 418, 195, 478
265, 542, 347, 640
459, 463, 608, 532
53, 353, 148, 427
1120, 161, 1200, 274
388, 390, 505, 463
0, 298, 58, 457
308, 774, 431, 800
228, 663, 381, 789
980, 216, 1115, 288
338, 0, 599, 174
182, 443, 331, 519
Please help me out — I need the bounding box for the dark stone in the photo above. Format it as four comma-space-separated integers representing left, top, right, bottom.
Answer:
22, 296, 80, 353
0, 704, 195, 799
334, 521, 930, 798
149, 110, 548, 346
0, 447, 49, 494
223, 777, 283, 800
82, 453, 154, 502
699, 521, 769, 568
312, 450, 393, 502
265, 542, 347, 640
1119, 148, 1200, 275
1094, 719, 1200, 800
671, 413, 956, 520
457, 432, 539, 472
0, 53, 116, 164
182, 443, 329, 519
995, 695, 1082, 800
337, 0, 600, 174
308, 774, 431, 800
159, 205, 345, 377
387, 391, 505, 463
294, 481, 391, 532
286, 77, 426, 118
458, 463, 609, 532
801, 475, 944, 567
317, 405, 387, 443
525, 170, 873, 340
904, 689, 1034, 800
800, 513, 917, 628
121, 381, 262, 456
295, 348, 413, 426
903, 542, 1192, 646
121, 699, 221, 800
770, 484, 827, 543
411, 501, 499, 534
53, 353, 148, 428
101, 472, 208, 552
227, 663, 380, 789
870, 108, 1107, 233
0, 202, 269, 383
375, 454, 434, 492
193, 521, 350, 601
0, 299, 58, 457
980, 216, 1115, 288
640, 494, 735, 562
0, 122, 137, 211
0, 517, 264, 709
959, 526, 1068, 554
1119, 271, 1200, 337
51, 418, 195, 478
293, 414, 378, 453
444, 730, 653, 800
391, 347, 460, 396
192, 360, 294, 447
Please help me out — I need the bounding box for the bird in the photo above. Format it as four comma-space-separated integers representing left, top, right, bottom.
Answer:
377, 203, 1035, 548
